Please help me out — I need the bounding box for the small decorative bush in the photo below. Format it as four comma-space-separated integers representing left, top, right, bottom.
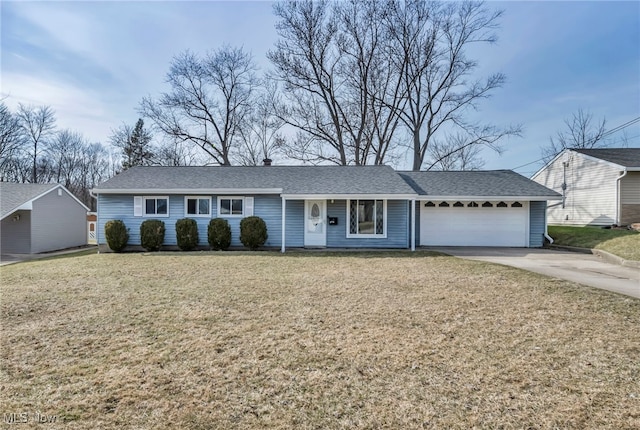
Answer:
104, 220, 129, 252
176, 218, 199, 251
240, 216, 268, 250
140, 219, 165, 252
208, 218, 231, 251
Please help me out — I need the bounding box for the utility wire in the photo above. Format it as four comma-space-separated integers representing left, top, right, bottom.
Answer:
511, 116, 640, 171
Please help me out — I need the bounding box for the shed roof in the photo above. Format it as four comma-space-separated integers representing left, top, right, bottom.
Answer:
93, 165, 418, 197
0, 182, 58, 219
573, 148, 640, 168
398, 170, 561, 199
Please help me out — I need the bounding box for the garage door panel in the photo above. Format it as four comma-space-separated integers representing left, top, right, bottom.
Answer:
420, 204, 528, 247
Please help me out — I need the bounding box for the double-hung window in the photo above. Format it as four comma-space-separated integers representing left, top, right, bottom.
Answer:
217, 197, 253, 217
134, 196, 169, 217
347, 199, 386, 237
185, 196, 211, 217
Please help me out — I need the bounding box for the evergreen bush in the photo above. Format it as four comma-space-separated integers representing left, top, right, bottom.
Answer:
208, 218, 231, 250
240, 216, 268, 250
140, 219, 165, 252
104, 220, 129, 252
176, 218, 199, 251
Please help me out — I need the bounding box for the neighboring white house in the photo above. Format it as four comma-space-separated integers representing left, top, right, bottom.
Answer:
532, 148, 640, 226
0, 183, 90, 254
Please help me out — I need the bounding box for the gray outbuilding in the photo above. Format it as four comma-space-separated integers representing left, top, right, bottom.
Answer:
0, 183, 89, 254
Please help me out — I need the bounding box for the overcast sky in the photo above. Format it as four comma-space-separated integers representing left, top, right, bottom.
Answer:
1, 1, 639, 175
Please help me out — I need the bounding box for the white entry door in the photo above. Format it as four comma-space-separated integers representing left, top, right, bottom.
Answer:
304, 200, 326, 247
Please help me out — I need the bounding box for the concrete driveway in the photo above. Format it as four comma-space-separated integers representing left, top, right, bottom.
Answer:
429, 247, 640, 299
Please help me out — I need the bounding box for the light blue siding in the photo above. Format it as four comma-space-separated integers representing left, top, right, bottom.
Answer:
285, 200, 304, 247
326, 200, 409, 248
98, 194, 284, 248
529, 201, 547, 247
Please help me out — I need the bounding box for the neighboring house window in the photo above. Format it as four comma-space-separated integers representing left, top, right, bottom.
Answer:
135, 196, 169, 217
185, 196, 211, 217
217, 197, 254, 217
347, 199, 386, 237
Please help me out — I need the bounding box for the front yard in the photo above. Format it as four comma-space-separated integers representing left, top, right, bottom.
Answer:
1, 252, 638, 429
548, 225, 640, 261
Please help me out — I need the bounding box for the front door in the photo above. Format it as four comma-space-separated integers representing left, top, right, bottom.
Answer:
304, 200, 326, 247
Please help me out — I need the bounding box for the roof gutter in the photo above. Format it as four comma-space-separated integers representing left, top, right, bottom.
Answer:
615, 168, 628, 225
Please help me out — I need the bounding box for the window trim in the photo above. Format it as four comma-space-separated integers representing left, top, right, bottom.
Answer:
184, 196, 212, 218
142, 196, 170, 218
346, 199, 387, 239
217, 196, 245, 217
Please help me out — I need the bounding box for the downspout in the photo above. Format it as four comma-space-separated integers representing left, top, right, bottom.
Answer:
543, 203, 554, 245
90, 190, 99, 253
410, 199, 416, 251
615, 169, 628, 225
281, 196, 286, 253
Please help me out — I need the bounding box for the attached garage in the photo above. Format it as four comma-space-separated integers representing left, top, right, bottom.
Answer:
399, 170, 562, 248
419, 201, 528, 247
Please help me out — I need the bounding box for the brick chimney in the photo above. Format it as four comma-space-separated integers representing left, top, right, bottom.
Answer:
263, 158, 272, 166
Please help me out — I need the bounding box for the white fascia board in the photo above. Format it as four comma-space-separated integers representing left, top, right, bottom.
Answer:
280, 193, 419, 200
416, 195, 563, 201
93, 188, 283, 195
531, 149, 568, 180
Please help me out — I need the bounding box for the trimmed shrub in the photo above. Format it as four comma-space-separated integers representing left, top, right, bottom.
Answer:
208, 218, 231, 251
140, 219, 165, 252
240, 216, 268, 250
176, 218, 199, 251
104, 220, 129, 252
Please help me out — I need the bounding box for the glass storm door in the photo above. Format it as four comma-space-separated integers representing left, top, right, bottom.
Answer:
304, 200, 326, 247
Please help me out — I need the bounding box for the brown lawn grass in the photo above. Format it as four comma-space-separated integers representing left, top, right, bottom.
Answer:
1, 252, 639, 429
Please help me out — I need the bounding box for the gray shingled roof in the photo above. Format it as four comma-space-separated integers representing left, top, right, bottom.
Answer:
398, 170, 561, 198
0, 182, 58, 219
573, 148, 640, 168
94, 165, 418, 196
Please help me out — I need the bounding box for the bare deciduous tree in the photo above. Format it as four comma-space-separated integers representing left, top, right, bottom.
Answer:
0, 101, 25, 178
269, 0, 405, 165
235, 81, 286, 166
427, 133, 486, 170
542, 108, 607, 162
140, 47, 258, 166
16, 104, 56, 183
386, 0, 520, 170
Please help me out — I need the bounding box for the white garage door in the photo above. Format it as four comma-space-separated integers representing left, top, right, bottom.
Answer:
420, 201, 529, 247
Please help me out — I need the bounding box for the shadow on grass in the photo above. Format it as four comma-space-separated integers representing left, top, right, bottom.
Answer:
117, 249, 449, 259
548, 225, 639, 248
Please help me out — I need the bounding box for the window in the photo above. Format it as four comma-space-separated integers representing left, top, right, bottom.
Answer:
482, 201, 493, 207
438, 202, 450, 207
217, 197, 253, 217
453, 201, 464, 207
511, 202, 523, 208
425, 201, 436, 207
348, 200, 385, 237
497, 201, 508, 208
185, 197, 211, 217
467, 202, 479, 207
144, 197, 169, 217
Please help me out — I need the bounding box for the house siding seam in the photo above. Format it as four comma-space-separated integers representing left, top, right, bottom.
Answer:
30, 189, 87, 253
529, 201, 546, 248
533, 152, 619, 226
